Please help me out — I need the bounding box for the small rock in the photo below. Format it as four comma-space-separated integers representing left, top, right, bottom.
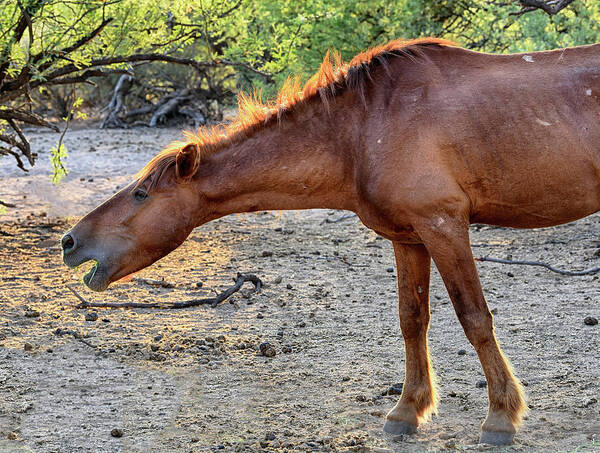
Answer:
257, 313, 264, 319
282, 346, 292, 354
584, 316, 598, 326
386, 267, 394, 273
265, 432, 276, 441
273, 276, 283, 284
149, 352, 166, 362
476, 379, 487, 388
372, 448, 393, 453
259, 342, 276, 358
85, 312, 98, 322
286, 283, 293, 290
262, 250, 273, 257
24, 309, 40, 318
383, 383, 403, 396
457, 349, 467, 356
110, 428, 123, 438
507, 272, 514, 278
490, 308, 498, 315
150, 344, 159, 352
24, 343, 33, 352
7, 432, 18, 440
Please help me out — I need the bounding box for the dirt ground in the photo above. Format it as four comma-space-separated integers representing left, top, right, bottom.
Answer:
0, 127, 599, 453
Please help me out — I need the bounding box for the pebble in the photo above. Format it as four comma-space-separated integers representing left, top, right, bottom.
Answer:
24, 309, 40, 318
286, 283, 293, 289
154, 334, 163, 342
257, 313, 264, 319
457, 349, 467, 355
265, 432, 276, 441
259, 342, 276, 358
262, 250, 273, 257
85, 312, 98, 322
273, 276, 283, 284
476, 379, 487, 388
24, 343, 33, 352
110, 428, 123, 438
386, 267, 394, 273
584, 316, 598, 326
7, 432, 18, 440
282, 346, 292, 353
372, 448, 393, 453
383, 383, 403, 396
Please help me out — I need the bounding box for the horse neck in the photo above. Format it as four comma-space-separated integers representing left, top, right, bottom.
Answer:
195, 100, 359, 221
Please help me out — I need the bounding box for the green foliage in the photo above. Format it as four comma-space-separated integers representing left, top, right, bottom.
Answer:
1, 0, 600, 173
50, 142, 67, 184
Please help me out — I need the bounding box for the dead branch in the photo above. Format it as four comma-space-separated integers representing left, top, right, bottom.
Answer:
475, 255, 600, 276
66, 273, 262, 309
0, 200, 16, 208
0, 108, 59, 131
54, 327, 97, 348
148, 88, 191, 126
322, 213, 357, 224
100, 74, 134, 128
511, 0, 577, 16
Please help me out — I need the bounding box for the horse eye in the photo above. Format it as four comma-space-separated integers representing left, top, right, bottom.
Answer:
133, 188, 148, 201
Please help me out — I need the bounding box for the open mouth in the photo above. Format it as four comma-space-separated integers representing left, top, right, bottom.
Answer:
66, 257, 110, 292
82, 260, 99, 287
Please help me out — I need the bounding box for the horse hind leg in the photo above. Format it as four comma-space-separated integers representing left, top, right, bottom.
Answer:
384, 242, 438, 435
414, 214, 526, 445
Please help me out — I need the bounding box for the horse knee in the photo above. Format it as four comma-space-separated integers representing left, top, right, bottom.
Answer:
398, 303, 430, 339
456, 310, 494, 346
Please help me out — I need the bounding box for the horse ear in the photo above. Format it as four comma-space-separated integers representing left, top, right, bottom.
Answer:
175, 143, 200, 182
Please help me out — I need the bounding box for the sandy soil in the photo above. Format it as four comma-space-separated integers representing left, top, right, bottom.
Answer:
0, 127, 599, 452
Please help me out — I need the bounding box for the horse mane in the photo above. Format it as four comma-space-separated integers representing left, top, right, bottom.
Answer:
136, 37, 457, 188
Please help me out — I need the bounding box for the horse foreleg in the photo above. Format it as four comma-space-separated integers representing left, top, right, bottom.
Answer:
415, 215, 527, 445
384, 242, 438, 435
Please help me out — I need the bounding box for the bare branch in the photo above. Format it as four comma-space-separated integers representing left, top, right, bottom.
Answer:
6, 118, 33, 165
475, 255, 600, 276
67, 273, 263, 309
511, 0, 577, 16
0, 107, 59, 131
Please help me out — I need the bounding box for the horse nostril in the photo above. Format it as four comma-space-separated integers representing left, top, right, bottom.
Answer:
61, 234, 76, 253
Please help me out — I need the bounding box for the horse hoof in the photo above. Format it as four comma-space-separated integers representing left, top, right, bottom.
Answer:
479, 430, 514, 445
383, 419, 417, 435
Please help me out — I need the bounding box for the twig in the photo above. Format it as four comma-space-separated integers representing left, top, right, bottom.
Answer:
133, 277, 174, 288
323, 213, 356, 224
475, 256, 600, 276
67, 273, 262, 309
54, 327, 96, 349
0, 200, 16, 208
66, 284, 89, 304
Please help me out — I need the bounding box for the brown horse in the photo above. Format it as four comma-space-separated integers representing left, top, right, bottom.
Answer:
61, 38, 600, 445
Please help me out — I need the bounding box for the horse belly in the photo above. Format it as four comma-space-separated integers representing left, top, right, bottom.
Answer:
468, 156, 600, 228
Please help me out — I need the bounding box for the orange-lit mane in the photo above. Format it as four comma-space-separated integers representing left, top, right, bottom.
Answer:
136, 37, 457, 187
